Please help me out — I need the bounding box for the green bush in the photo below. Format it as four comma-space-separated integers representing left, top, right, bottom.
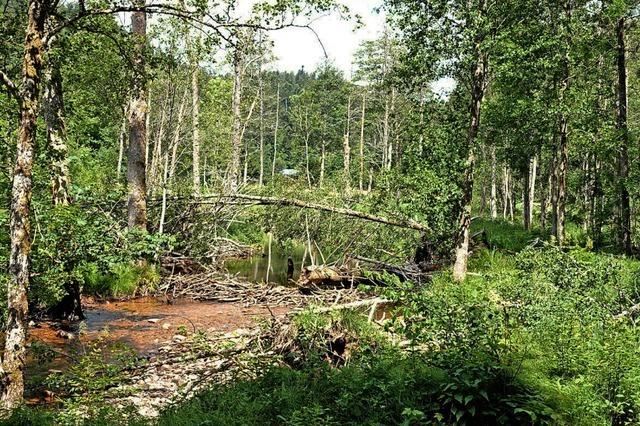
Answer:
158, 351, 554, 426
0, 202, 174, 319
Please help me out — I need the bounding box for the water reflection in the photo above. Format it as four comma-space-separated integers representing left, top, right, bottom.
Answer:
226, 242, 318, 285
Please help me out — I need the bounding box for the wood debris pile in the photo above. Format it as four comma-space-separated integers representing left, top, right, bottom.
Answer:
158, 272, 367, 308
160, 252, 206, 275
205, 237, 256, 263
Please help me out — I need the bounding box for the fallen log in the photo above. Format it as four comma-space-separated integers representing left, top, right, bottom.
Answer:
160, 193, 430, 233
349, 254, 436, 282
297, 265, 349, 287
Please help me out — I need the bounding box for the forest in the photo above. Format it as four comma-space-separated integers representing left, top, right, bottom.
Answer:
2, 0, 640, 424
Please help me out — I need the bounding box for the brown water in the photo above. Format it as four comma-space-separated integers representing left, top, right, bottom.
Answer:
226, 243, 314, 285
25, 297, 289, 404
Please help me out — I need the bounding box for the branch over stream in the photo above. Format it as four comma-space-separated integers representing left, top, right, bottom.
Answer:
158, 193, 430, 233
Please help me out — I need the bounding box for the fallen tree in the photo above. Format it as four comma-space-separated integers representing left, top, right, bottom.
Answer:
158, 193, 430, 233
349, 254, 437, 282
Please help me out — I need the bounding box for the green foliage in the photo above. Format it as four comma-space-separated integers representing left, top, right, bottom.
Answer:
0, 202, 173, 316
158, 349, 553, 426
472, 218, 547, 252
382, 242, 640, 425
82, 262, 161, 298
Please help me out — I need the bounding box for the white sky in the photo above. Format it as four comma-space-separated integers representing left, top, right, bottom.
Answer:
269, 0, 386, 77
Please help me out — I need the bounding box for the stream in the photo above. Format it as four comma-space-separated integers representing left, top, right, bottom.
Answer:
226, 242, 320, 285
25, 297, 289, 404
24, 243, 319, 404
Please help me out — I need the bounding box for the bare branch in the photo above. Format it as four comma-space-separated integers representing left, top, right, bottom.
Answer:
158, 193, 430, 233
0, 70, 19, 100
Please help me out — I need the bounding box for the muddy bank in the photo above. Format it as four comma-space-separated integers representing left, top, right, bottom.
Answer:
25, 297, 290, 403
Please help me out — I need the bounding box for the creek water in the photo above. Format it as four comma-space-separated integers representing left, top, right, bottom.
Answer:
24, 242, 324, 403
225, 242, 319, 286
25, 297, 289, 404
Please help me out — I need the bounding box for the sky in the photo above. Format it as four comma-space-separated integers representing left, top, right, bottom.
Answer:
269, 0, 386, 77
267, 0, 455, 95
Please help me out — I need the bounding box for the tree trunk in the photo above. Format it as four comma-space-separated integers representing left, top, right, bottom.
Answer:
557, 118, 568, 245
343, 95, 351, 190
117, 109, 127, 180
386, 89, 396, 170
319, 143, 326, 189
258, 59, 264, 186
148, 92, 167, 194
509, 172, 514, 221
191, 193, 430, 232
540, 171, 548, 231
229, 48, 244, 192
1, 0, 48, 411
191, 50, 201, 196
529, 154, 538, 225
303, 109, 312, 189
550, 140, 558, 237
271, 84, 280, 180
555, 6, 572, 246
382, 94, 390, 171
502, 165, 509, 219
523, 161, 531, 230
490, 144, 497, 219
159, 154, 169, 234
617, 17, 631, 254
169, 89, 188, 184
43, 55, 71, 206
452, 30, 488, 282
359, 92, 366, 191
127, 8, 148, 230
43, 53, 84, 322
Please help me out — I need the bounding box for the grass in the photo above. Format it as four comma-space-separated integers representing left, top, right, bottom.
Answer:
157, 352, 554, 426
472, 218, 547, 253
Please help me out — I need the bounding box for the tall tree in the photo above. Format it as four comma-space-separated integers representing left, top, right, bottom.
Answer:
0, 0, 49, 410
616, 15, 631, 254
43, 50, 71, 205
189, 31, 201, 196
452, 13, 489, 282
127, 6, 148, 230
228, 39, 245, 192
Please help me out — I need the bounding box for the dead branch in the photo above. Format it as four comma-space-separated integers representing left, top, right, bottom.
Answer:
304, 297, 391, 314
163, 193, 429, 232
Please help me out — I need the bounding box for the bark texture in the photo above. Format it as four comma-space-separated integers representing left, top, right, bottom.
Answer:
43, 56, 71, 205
127, 8, 148, 230
1, 0, 47, 411
452, 18, 488, 282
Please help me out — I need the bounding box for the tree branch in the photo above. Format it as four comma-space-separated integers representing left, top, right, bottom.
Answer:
160, 193, 430, 233
0, 70, 19, 100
